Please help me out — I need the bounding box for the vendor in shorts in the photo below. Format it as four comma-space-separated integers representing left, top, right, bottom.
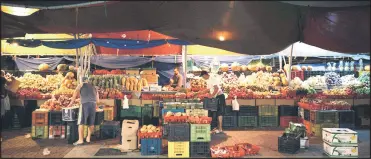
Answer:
199, 71, 225, 134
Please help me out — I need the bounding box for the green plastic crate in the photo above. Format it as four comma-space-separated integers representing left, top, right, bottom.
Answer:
238, 116, 258, 127
259, 116, 278, 127
120, 105, 142, 118
142, 106, 153, 125
31, 126, 48, 139
190, 124, 211, 142
258, 105, 278, 116
311, 123, 339, 137
310, 110, 339, 124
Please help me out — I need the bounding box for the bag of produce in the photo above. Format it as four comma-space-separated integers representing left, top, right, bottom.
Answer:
232, 96, 239, 111
122, 95, 129, 109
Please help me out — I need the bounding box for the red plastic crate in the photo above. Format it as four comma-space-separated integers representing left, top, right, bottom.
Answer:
280, 116, 298, 128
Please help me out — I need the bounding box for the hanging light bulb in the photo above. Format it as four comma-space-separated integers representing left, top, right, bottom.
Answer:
1, 6, 39, 16
218, 35, 225, 41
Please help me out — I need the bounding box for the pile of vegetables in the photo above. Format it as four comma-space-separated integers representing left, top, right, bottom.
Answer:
341, 75, 362, 87
38, 63, 49, 71
16, 88, 41, 99
324, 72, 342, 86
16, 73, 65, 93
303, 75, 327, 89
358, 72, 370, 86
190, 78, 207, 91
139, 125, 161, 133
90, 75, 148, 91
221, 72, 239, 93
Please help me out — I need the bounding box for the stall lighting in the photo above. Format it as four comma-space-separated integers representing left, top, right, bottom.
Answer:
11, 42, 19, 47
218, 35, 225, 41
1, 6, 39, 16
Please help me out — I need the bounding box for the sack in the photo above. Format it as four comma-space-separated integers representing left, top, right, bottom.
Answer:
122, 95, 129, 109
203, 98, 218, 111
232, 96, 239, 111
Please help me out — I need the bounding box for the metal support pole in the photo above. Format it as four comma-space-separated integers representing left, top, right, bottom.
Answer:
181, 45, 187, 87
279, 54, 282, 70
288, 44, 294, 81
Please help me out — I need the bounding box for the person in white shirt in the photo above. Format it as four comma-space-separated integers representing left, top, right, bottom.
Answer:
199, 71, 226, 134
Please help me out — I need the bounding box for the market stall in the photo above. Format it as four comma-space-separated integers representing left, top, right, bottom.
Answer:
1, 32, 370, 158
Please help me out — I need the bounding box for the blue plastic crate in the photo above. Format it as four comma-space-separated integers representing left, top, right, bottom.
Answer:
140, 138, 162, 156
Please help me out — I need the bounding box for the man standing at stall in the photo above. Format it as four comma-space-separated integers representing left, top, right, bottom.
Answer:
200, 71, 225, 134
68, 76, 99, 145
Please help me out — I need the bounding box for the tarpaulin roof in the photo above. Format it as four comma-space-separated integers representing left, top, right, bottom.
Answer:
1, 1, 370, 55
1, 32, 183, 56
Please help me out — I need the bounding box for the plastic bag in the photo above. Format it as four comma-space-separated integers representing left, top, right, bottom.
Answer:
232, 96, 239, 111
122, 95, 129, 109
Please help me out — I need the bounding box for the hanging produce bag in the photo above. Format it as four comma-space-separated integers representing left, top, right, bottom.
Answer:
122, 95, 129, 109
232, 96, 239, 111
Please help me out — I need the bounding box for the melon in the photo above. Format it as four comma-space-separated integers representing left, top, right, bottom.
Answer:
38, 63, 49, 71
241, 65, 248, 72
57, 64, 67, 71
266, 66, 272, 72
231, 62, 241, 72
220, 63, 229, 72
301, 66, 307, 71
307, 66, 313, 71
69, 65, 75, 71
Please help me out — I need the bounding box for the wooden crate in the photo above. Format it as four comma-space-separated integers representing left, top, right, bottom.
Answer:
126, 68, 140, 75
32, 110, 49, 126
141, 74, 158, 84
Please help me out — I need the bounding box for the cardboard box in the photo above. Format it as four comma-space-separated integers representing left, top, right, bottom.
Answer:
130, 99, 141, 107
99, 99, 115, 106
121, 135, 138, 150
225, 99, 232, 106
322, 128, 358, 146
256, 99, 275, 106
237, 99, 256, 106
141, 74, 158, 84
354, 99, 370, 105
276, 99, 295, 106
121, 120, 139, 137
142, 100, 153, 105
323, 142, 358, 158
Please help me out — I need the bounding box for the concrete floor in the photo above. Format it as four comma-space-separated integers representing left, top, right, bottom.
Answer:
1, 128, 370, 158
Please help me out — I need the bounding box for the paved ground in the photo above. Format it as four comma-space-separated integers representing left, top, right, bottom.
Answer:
1, 128, 370, 158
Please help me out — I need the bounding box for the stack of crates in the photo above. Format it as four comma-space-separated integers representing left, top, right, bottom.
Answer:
310, 110, 339, 137
142, 104, 154, 126
323, 128, 358, 157
353, 104, 370, 128
49, 111, 65, 139
338, 110, 355, 129
237, 99, 259, 127
161, 108, 185, 131
237, 105, 258, 128
258, 105, 278, 127
32, 110, 49, 139
279, 105, 298, 128
190, 124, 211, 157
121, 120, 139, 151
222, 106, 238, 129
168, 123, 190, 158
82, 111, 104, 139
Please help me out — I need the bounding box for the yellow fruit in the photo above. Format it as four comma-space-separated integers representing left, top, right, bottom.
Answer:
266, 66, 272, 72
365, 65, 370, 71
38, 63, 49, 71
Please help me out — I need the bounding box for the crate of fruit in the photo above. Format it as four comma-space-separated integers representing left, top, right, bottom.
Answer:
188, 116, 212, 124
138, 125, 162, 139
164, 112, 188, 123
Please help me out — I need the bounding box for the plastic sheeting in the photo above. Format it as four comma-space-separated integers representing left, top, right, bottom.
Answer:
14, 55, 182, 71
5, 39, 191, 49
2, 1, 369, 54
14, 57, 64, 71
